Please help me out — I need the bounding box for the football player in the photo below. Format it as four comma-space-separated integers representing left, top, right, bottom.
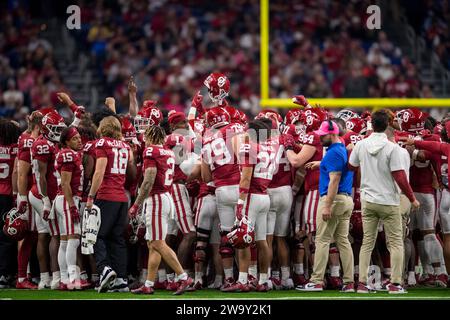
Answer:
54, 127, 84, 290
29, 109, 66, 289
86, 115, 136, 293
201, 106, 245, 290
129, 125, 193, 295
15, 110, 45, 289
0, 120, 20, 288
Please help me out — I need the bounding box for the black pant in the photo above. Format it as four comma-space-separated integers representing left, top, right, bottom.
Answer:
0, 195, 17, 277
93, 200, 128, 278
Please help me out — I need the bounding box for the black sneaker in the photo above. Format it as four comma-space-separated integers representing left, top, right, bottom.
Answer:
107, 278, 130, 292
0, 275, 9, 289
98, 267, 117, 293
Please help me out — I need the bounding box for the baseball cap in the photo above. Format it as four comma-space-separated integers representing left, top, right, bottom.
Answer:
314, 120, 339, 136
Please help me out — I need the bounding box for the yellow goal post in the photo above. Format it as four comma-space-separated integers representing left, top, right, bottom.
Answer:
259, 0, 450, 110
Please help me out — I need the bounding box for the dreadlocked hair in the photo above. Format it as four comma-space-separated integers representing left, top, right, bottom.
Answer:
27, 110, 44, 133
98, 116, 123, 140
145, 125, 166, 145
0, 119, 21, 146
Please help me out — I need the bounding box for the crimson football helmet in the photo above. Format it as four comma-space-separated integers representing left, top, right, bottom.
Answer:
346, 117, 367, 135
204, 73, 230, 103
134, 101, 163, 134
227, 216, 255, 249
205, 106, 231, 129
127, 214, 145, 245
3, 208, 28, 241
336, 109, 358, 121
238, 110, 248, 125
224, 106, 242, 124
300, 108, 327, 133
285, 109, 303, 125
121, 116, 139, 145
41, 110, 66, 142
395, 108, 427, 133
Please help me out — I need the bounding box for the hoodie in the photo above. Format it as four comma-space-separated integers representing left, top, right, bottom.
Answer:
366, 132, 389, 155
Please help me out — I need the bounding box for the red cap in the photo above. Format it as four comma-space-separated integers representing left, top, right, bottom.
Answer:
168, 112, 186, 126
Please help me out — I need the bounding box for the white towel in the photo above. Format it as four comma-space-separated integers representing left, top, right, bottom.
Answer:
81, 205, 101, 255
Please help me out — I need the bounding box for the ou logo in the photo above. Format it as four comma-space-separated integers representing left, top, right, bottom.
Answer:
402, 111, 410, 122
217, 76, 226, 88
306, 115, 314, 126
346, 121, 355, 130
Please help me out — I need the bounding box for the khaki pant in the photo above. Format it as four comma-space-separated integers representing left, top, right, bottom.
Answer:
399, 194, 411, 240
359, 200, 404, 285
310, 194, 354, 284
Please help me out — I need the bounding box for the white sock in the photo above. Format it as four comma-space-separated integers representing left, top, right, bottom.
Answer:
80, 272, 88, 281
248, 265, 258, 278
425, 264, 434, 275
167, 273, 175, 282
238, 272, 248, 284
268, 267, 272, 277
224, 268, 234, 279
408, 271, 415, 278
176, 272, 188, 281
259, 273, 268, 285
67, 239, 80, 282
355, 265, 359, 275
58, 240, 68, 284
40, 273, 50, 284
18, 277, 25, 283
214, 275, 223, 286
91, 274, 99, 282
157, 269, 166, 282
195, 272, 203, 284
52, 271, 61, 283
281, 267, 290, 280
331, 265, 340, 277
434, 266, 442, 275
272, 270, 280, 280
144, 280, 154, 288
384, 267, 391, 276
294, 263, 304, 275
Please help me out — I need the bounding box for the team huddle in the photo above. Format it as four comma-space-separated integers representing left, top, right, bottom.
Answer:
0, 72, 450, 295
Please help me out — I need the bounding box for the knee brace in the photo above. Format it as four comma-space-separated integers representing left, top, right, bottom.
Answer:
194, 244, 207, 263
329, 242, 339, 255
219, 231, 234, 258
294, 236, 307, 250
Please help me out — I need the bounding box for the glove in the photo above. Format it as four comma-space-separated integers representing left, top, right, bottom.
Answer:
128, 204, 139, 219
191, 91, 204, 114
74, 106, 85, 118
235, 199, 244, 221
70, 205, 80, 223
42, 196, 52, 221
292, 95, 309, 107
282, 134, 296, 151
17, 194, 28, 214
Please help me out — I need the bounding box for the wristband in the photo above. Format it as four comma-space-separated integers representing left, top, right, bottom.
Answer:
69, 103, 78, 113
18, 194, 27, 202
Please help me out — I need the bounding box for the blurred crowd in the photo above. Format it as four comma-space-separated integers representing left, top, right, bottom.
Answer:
0, 0, 447, 125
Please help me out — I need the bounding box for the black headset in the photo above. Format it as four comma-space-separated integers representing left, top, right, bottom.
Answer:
328, 119, 334, 133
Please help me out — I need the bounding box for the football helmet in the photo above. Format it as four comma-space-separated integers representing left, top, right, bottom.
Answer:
204, 73, 230, 103
285, 109, 303, 125
205, 106, 231, 129
336, 109, 358, 121
238, 110, 248, 125
127, 214, 145, 245
395, 108, 427, 133
41, 110, 66, 142
224, 106, 242, 124
134, 101, 163, 134
300, 108, 327, 133
227, 216, 255, 249
121, 116, 139, 145
346, 117, 367, 135
3, 208, 28, 241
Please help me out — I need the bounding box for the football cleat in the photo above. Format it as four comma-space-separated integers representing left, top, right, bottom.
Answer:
341, 282, 355, 293
269, 277, 282, 290
293, 273, 308, 287
16, 279, 38, 290
256, 282, 270, 292
107, 278, 129, 293
356, 282, 376, 293
80, 279, 93, 290
221, 281, 250, 293
0, 275, 9, 289
281, 278, 295, 290
407, 273, 417, 287
296, 282, 323, 292
194, 281, 203, 290
387, 284, 408, 294
435, 274, 448, 288
166, 280, 179, 291
419, 274, 436, 287
38, 279, 51, 290
58, 282, 68, 291
327, 275, 343, 290
220, 277, 236, 291
131, 285, 154, 295
174, 277, 194, 296
154, 280, 168, 290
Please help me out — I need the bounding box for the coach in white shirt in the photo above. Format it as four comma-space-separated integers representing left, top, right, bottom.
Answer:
349, 110, 419, 294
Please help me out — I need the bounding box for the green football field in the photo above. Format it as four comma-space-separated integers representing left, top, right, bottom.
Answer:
1, 287, 450, 300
